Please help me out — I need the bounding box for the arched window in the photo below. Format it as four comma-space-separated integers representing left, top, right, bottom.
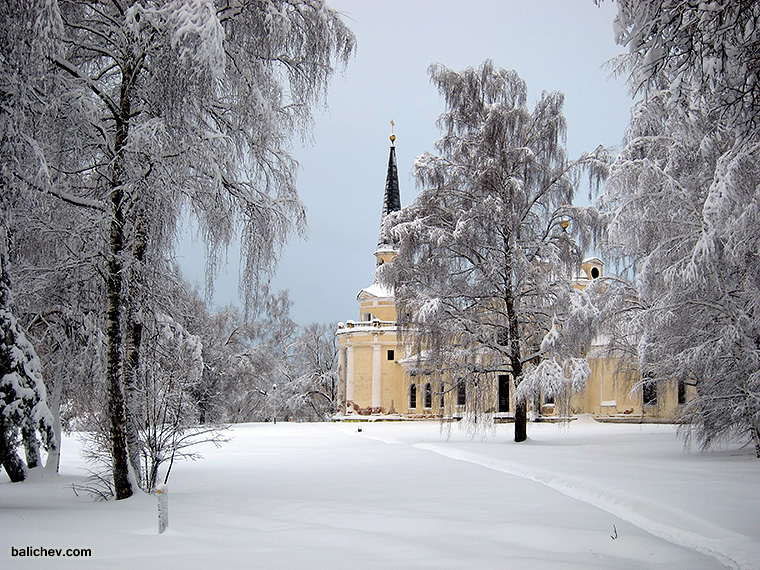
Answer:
424, 383, 432, 409
409, 383, 417, 409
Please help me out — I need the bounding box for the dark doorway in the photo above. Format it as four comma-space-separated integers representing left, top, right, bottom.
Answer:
498, 374, 510, 413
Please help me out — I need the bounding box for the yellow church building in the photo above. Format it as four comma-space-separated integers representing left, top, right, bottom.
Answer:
335, 135, 689, 422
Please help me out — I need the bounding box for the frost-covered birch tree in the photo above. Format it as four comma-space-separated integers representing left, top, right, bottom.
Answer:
4, 1, 354, 497
598, 0, 760, 456
380, 61, 608, 442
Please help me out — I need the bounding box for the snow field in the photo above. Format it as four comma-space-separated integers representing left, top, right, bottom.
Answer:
1, 419, 758, 569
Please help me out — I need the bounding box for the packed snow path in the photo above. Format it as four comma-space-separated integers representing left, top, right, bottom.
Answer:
413, 442, 755, 570
2, 420, 758, 569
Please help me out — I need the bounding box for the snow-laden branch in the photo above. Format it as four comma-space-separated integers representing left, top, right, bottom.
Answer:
13, 172, 106, 212
49, 55, 120, 118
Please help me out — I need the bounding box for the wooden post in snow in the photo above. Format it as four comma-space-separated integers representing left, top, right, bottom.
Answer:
157, 485, 168, 534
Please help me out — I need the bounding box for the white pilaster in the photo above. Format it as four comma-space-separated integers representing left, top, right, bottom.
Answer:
372, 342, 382, 411
337, 347, 347, 414
346, 345, 355, 406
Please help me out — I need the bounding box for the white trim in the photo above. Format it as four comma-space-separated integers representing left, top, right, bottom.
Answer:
372, 344, 382, 409
346, 346, 354, 403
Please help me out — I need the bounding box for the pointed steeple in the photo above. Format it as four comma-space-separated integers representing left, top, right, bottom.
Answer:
382, 136, 401, 218
377, 123, 401, 251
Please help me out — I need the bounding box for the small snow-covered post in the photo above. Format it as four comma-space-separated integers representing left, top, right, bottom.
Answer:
157, 485, 168, 534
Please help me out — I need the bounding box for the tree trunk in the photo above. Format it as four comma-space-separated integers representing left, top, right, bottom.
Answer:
124, 317, 143, 487
21, 422, 41, 469
1, 452, 26, 482
105, 74, 134, 499
106, 197, 132, 499
514, 397, 527, 442
123, 211, 148, 487
750, 412, 760, 460
45, 377, 63, 473
504, 276, 527, 443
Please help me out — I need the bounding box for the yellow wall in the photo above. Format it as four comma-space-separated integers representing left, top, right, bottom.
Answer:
358, 297, 397, 322
337, 322, 406, 415
573, 354, 642, 416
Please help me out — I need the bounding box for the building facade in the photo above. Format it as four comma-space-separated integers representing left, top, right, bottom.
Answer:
336, 136, 688, 422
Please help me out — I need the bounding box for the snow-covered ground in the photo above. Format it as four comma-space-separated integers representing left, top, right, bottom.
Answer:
2, 418, 759, 569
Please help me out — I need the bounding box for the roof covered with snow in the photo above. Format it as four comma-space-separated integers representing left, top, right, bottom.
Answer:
358, 282, 394, 300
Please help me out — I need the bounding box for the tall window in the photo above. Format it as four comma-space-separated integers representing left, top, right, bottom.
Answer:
409, 383, 417, 409
677, 380, 686, 404
424, 383, 432, 409
498, 375, 510, 413
439, 383, 445, 409
456, 383, 466, 407
643, 378, 657, 406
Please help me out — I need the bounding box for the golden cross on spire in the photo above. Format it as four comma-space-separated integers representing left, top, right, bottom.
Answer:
390, 119, 396, 144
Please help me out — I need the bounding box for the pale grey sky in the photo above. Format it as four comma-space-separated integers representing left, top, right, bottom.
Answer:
176, 0, 633, 325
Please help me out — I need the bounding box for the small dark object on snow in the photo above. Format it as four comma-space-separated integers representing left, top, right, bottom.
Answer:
357, 428, 363, 433
610, 524, 618, 540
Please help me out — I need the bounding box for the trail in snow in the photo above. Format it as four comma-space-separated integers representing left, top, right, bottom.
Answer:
407, 442, 759, 570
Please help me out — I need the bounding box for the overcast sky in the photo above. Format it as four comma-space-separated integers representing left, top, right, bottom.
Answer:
176, 0, 634, 326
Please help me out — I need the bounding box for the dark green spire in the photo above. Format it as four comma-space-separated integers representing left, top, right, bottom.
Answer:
378, 132, 401, 249
382, 142, 401, 217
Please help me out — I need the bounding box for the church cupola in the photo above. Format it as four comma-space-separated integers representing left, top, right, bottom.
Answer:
376, 123, 401, 267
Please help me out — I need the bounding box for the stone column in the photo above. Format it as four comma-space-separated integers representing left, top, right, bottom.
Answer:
337, 346, 347, 415
372, 342, 382, 412
346, 345, 354, 411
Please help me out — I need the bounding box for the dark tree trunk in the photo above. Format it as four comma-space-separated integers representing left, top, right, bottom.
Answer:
124, 318, 143, 486
514, 398, 527, 442
749, 410, 760, 459
105, 71, 134, 501
106, 194, 132, 499
1, 453, 26, 482
505, 278, 527, 443
21, 422, 41, 469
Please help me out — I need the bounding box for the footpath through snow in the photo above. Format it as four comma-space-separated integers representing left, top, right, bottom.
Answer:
358, 418, 760, 570
411, 442, 756, 570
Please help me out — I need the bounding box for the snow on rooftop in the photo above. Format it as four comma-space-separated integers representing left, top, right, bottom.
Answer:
583, 256, 604, 266
374, 244, 398, 255
358, 282, 394, 300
